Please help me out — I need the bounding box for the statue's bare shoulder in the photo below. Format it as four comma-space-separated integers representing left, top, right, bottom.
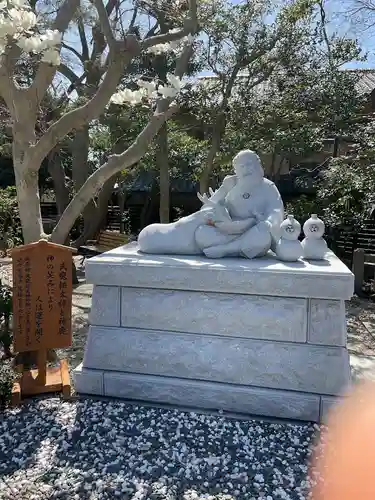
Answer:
221, 175, 237, 190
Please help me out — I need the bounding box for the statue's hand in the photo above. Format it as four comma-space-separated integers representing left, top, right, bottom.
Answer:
197, 192, 211, 205
197, 187, 216, 206
215, 219, 252, 235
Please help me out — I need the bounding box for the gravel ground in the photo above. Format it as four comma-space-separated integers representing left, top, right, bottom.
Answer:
0, 259, 364, 499
0, 398, 323, 500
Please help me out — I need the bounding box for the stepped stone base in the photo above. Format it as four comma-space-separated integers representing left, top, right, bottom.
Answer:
74, 243, 354, 422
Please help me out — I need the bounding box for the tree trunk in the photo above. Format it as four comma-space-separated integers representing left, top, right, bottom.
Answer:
200, 118, 224, 194
48, 151, 70, 218
72, 174, 118, 247
156, 123, 170, 223
71, 126, 97, 234
199, 67, 240, 194
50, 100, 180, 245
14, 163, 44, 244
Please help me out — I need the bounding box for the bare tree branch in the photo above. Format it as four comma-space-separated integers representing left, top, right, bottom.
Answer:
145, 21, 158, 38
31, 36, 140, 167
92, 0, 117, 51
50, 0, 199, 243
61, 42, 84, 62
50, 102, 178, 243
129, 5, 138, 30
77, 17, 89, 61
27, 0, 81, 108
58, 62, 81, 85
142, 25, 193, 50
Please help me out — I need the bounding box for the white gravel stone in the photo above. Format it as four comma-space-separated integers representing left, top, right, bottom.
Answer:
0, 398, 326, 499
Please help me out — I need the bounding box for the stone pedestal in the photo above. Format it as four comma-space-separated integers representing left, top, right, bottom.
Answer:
74, 243, 354, 422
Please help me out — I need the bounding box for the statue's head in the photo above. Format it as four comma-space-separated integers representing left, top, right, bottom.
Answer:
233, 150, 264, 183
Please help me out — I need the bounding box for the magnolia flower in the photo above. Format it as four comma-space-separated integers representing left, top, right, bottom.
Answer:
41, 48, 61, 66
127, 89, 145, 105
147, 43, 173, 55
41, 29, 62, 48
166, 73, 185, 91
168, 27, 181, 36
137, 79, 157, 97
17, 35, 44, 53
157, 84, 178, 99
0, 19, 15, 37
8, 0, 28, 6
111, 88, 145, 106
9, 8, 37, 31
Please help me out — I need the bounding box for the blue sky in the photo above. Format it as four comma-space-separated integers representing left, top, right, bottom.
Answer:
229, 0, 375, 69
63, 0, 375, 79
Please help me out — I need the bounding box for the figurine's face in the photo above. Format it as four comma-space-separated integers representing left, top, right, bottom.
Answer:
280, 218, 300, 240
305, 222, 324, 238
233, 158, 263, 183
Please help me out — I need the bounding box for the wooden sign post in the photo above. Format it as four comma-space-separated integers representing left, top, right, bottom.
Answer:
11, 240, 75, 404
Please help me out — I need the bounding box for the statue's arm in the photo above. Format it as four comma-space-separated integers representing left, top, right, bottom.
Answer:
216, 218, 256, 235
264, 183, 284, 228
208, 175, 236, 203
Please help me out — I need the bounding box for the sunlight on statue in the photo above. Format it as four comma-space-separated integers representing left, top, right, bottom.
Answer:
138, 150, 284, 259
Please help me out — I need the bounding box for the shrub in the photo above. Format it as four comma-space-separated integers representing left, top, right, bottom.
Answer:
0, 278, 15, 408
285, 195, 320, 226
0, 187, 23, 250
0, 279, 12, 357
0, 359, 15, 409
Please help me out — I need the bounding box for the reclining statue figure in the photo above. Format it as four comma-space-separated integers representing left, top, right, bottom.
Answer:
138, 149, 284, 259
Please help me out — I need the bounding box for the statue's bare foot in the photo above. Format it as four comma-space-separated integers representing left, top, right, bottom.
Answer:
204, 246, 226, 259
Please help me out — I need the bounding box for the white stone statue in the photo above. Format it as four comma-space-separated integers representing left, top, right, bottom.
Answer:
138, 150, 284, 259
302, 214, 328, 260
275, 215, 303, 262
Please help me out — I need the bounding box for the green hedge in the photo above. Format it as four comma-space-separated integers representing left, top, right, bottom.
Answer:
0, 279, 16, 409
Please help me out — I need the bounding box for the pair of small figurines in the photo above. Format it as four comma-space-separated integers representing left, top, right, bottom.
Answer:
275, 214, 327, 262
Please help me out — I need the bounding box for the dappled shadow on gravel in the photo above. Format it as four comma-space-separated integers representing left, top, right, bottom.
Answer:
0, 398, 321, 500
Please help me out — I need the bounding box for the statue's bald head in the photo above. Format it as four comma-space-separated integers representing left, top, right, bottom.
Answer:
233, 150, 264, 181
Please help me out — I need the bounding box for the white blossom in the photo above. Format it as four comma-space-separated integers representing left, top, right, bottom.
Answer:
147, 42, 173, 55
0, 18, 17, 37
9, 8, 37, 31
40, 29, 62, 47
8, 0, 28, 7
137, 79, 157, 97
41, 48, 61, 66
157, 84, 179, 99
166, 73, 185, 91
0, 1, 61, 65
111, 88, 145, 106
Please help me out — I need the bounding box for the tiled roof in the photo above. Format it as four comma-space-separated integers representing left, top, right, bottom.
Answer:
198, 68, 375, 95
344, 69, 375, 94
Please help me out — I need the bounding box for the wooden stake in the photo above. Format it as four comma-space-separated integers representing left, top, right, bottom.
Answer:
37, 349, 47, 385
60, 359, 71, 398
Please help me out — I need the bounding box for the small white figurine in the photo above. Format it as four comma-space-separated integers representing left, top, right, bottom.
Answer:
275, 215, 303, 262
301, 214, 328, 260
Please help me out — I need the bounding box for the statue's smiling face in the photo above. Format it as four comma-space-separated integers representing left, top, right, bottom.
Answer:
233, 150, 264, 185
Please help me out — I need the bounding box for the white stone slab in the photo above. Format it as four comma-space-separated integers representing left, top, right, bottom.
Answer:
89, 285, 120, 327
121, 288, 307, 342
73, 364, 104, 395
102, 371, 321, 422
308, 299, 346, 347
82, 326, 351, 395
85, 244, 354, 300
